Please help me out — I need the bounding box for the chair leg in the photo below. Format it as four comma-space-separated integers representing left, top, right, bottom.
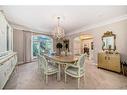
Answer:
65, 73, 67, 83
58, 64, 61, 81
78, 77, 80, 89
38, 65, 40, 72
57, 72, 59, 81
46, 75, 48, 84
14, 66, 18, 74
83, 75, 85, 87
43, 74, 45, 83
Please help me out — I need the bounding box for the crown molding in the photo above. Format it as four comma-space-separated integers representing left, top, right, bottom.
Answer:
11, 23, 51, 35
67, 14, 127, 36
0, 10, 51, 35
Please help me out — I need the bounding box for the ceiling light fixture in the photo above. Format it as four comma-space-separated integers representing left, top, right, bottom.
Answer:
52, 17, 65, 40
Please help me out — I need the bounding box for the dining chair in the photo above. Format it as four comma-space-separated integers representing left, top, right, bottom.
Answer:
64, 54, 86, 88
38, 54, 59, 84
37, 54, 42, 72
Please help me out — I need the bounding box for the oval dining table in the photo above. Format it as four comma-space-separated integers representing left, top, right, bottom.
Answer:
44, 54, 79, 81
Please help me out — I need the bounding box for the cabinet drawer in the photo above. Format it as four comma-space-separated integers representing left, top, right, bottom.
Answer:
0, 71, 6, 89
0, 57, 16, 89
0, 63, 8, 89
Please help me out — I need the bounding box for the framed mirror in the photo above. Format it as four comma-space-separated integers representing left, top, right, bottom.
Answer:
102, 31, 116, 51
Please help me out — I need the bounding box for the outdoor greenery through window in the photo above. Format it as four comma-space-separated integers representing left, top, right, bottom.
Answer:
32, 35, 53, 57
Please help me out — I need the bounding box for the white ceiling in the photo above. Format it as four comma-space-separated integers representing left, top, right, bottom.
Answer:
0, 6, 127, 35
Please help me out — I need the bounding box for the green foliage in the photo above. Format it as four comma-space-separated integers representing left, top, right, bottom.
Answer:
32, 35, 53, 57
33, 42, 38, 56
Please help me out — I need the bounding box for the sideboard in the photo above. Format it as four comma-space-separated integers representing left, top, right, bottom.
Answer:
0, 52, 17, 89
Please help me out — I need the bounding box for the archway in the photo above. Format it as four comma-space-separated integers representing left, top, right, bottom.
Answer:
73, 34, 94, 60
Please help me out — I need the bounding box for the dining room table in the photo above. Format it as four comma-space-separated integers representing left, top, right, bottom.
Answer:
44, 54, 79, 81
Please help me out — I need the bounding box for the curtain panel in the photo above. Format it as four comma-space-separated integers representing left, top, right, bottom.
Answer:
13, 29, 32, 64
23, 31, 32, 63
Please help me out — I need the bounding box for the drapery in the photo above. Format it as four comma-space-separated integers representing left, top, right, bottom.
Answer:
13, 29, 32, 64
23, 30, 32, 63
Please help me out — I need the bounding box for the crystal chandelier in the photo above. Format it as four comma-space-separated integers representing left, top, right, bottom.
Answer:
52, 17, 65, 39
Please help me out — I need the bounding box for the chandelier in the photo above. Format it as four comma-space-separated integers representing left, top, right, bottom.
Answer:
52, 17, 65, 40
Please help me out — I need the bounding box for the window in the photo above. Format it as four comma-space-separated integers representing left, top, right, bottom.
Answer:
6, 25, 9, 51
32, 35, 53, 58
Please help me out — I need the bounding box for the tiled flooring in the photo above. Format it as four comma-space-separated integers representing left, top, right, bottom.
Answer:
4, 60, 127, 89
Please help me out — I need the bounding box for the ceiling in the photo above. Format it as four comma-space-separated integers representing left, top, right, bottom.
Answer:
0, 6, 127, 35
80, 35, 93, 40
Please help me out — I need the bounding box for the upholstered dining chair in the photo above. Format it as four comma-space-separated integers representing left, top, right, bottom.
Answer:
64, 54, 86, 88
38, 54, 59, 84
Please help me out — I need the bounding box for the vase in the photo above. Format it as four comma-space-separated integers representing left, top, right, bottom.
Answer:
65, 50, 67, 56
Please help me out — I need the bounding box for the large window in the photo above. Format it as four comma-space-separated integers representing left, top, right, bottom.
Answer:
32, 35, 53, 58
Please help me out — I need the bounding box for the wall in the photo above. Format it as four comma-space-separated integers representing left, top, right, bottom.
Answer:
73, 37, 81, 55
66, 20, 127, 64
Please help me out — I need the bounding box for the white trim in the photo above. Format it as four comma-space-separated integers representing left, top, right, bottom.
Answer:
31, 35, 34, 59
11, 23, 51, 35
67, 14, 127, 36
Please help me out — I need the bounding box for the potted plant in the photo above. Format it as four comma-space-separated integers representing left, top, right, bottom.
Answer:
56, 43, 63, 55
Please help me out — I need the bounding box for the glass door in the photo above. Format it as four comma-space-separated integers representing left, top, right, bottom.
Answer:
31, 35, 53, 59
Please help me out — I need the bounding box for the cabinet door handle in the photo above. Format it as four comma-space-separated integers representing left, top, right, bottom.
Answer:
108, 57, 110, 60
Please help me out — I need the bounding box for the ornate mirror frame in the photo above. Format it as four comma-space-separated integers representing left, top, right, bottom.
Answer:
102, 31, 116, 51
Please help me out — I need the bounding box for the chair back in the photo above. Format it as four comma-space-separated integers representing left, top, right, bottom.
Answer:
38, 54, 48, 71
77, 54, 85, 68
37, 54, 42, 68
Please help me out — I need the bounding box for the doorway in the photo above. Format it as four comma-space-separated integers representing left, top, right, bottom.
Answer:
73, 34, 94, 60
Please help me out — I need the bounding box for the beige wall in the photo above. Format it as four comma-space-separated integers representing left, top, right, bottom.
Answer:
73, 37, 81, 55
66, 20, 127, 64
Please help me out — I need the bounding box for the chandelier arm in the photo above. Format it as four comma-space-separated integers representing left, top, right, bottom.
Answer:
52, 16, 65, 40
57, 17, 60, 26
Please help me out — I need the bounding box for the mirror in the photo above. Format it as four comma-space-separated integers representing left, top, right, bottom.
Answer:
102, 31, 116, 51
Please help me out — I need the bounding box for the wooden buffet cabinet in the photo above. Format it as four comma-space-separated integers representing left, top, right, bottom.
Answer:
98, 52, 121, 73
